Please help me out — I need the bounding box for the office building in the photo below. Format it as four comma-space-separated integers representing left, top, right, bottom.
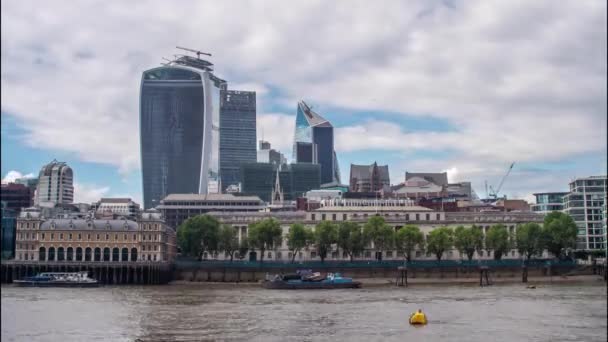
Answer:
447, 182, 475, 200
531, 192, 568, 215
349, 162, 390, 192
0, 183, 32, 213
36, 160, 74, 205
240, 162, 321, 203
257, 140, 287, 166
157, 193, 265, 229
1, 205, 17, 259
293, 101, 339, 185
140, 54, 226, 209
563, 175, 607, 250
219, 90, 257, 190
15, 177, 38, 204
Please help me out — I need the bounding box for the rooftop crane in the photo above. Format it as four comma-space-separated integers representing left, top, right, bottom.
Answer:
176, 46, 212, 58
488, 162, 515, 200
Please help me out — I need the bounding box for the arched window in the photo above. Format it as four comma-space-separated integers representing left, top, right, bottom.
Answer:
130, 248, 138, 262
66, 247, 74, 261
85, 247, 92, 261
39, 247, 46, 261
76, 247, 83, 261
103, 248, 111, 261
94, 247, 101, 261
112, 247, 120, 262
57, 247, 65, 261
122, 248, 129, 262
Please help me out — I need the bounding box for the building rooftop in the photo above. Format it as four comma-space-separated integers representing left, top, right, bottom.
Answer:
40, 219, 139, 231
97, 198, 135, 203
315, 205, 433, 212
405, 172, 448, 187
298, 101, 332, 128
161, 193, 263, 202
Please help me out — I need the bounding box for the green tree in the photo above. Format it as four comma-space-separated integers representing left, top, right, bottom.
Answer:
237, 236, 249, 261
248, 218, 283, 263
314, 221, 338, 263
176, 214, 220, 260
363, 216, 395, 260
287, 223, 313, 263
485, 224, 510, 260
337, 221, 365, 262
218, 224, 239, 262
454, 225, 484, 261
394, 225, 425, 262
542, 212, 578, 259
426, 227, 454, 261
516, 222, 544, 261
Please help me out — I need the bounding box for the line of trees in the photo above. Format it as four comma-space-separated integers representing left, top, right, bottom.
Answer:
176, 212, 578, 263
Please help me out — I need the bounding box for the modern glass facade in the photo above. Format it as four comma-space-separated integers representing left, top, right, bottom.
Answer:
1, 207, 17, 259
240, 162, 321, 202
219, 90, 256, 190
531, 192, 568, 215
563, 176, 607, 250
292, 101, 339, 185
140, 64, 223, 209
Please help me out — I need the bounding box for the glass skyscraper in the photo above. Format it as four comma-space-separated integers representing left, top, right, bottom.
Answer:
293, 101, 339, 185
219, 90, 257, 190
140, 56, 225, 209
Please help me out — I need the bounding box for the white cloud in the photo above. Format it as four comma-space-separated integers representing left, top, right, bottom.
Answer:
1, 0, 606, 196
73, 182, 110, 204
1, 170, 35, 184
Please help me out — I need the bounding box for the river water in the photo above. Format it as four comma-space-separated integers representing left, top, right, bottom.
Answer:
2, 283, 606, 342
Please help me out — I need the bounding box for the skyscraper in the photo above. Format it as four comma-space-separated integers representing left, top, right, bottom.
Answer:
36, 160, 74, 205
293, 101, 339, 185
140, 54, 226, 209
219, 90, 256, 190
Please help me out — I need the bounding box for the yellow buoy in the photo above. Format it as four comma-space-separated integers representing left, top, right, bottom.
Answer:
409, 311, 427, 325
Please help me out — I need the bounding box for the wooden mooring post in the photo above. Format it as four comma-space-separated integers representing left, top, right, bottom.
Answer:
396, 266, 408, 287
479, 266, 491, 286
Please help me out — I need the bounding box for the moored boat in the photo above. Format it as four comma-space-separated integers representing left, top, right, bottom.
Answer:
262, 272, 361, 289
14, 271, 99, 287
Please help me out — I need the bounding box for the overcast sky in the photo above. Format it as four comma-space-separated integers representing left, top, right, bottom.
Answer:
1, 0, 606, 204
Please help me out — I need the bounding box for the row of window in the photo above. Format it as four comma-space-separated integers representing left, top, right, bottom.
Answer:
18, 232, 163, 242
310, 213, 443, 221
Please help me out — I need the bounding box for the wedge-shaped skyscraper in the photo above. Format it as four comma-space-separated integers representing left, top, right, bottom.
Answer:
293, 101, 340, 185
140, 55, 226, 209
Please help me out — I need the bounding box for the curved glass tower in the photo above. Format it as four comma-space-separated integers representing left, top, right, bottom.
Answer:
140, 57, 224, 209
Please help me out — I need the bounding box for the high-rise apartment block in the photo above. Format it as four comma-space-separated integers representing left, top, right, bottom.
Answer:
36, 160, 73, 205
563, 175, 607, 250
219, 90, 256, 190
140, 55, 226, 209
293, 101, 340, 185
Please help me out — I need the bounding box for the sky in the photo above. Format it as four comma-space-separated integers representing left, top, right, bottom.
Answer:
1, 0, 607, 205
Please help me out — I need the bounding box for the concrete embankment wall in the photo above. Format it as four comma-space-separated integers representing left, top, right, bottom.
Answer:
173, 264, 588, 283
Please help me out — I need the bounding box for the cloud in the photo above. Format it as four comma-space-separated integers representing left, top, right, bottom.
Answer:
73, 182, 110, 204
2, 170, 35, 184
1, 0, 606, 197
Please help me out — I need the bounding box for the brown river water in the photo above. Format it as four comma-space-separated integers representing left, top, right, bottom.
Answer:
1, 283, 606, 342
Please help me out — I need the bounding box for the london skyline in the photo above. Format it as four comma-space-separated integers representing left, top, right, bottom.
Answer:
2, 0, 607, 205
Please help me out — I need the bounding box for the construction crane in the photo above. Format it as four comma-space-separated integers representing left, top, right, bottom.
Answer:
488, 162, 515, 200
176, 46, 212, 58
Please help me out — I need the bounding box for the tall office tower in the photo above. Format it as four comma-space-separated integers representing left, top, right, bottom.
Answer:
292, 101, 339, 185
219, 90, 256, 191
563, 175, 607, 250
35, 160, 74, 205
240, 162, 320, 202
140, 53, 226, 209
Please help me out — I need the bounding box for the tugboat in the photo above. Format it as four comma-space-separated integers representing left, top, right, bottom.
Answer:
14, 271, 99, 287
262, 270, 361, 289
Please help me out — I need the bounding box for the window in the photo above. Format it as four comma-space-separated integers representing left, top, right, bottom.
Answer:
406, 214, 410, 221
42, 233, 45, 240
310, 251, 317, 259
416, 214, 420, 221
60, 233, 63, 240
332, 214, 336, 221
436, 214, 440, 220
386, 251, 393, 258
343, 214, 347, 220
96, 234, 100, 240
115, 234, 118, 240
322, 214, 326, 221
133, 234, 137, 241
78, 234, 81, 240
105, 234, 109, 240
311, 214, 316, 221
51, 233, 54, 240
69, 233, 72, 240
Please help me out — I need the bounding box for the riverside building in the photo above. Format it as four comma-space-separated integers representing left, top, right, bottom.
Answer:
13, 209, 176, 263
531, 192, 568, 215
563, 175, 607, 251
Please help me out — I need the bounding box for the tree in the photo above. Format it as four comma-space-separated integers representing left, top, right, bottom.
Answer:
363, 216, 395, 261
454, 225, 484, 261
485, 224, 510, 260
287, 223, 313, 263
542, 212, 578, 259
394, 225, 425, 262
516, 222, 544, 261
176, 215, 220, 260
426, 227, 454, 261
314, 221, 338, 263
218, 224, 239, 262
337, 222, 365, 262
237, 237, 249, 261
248, 218, 283, 263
